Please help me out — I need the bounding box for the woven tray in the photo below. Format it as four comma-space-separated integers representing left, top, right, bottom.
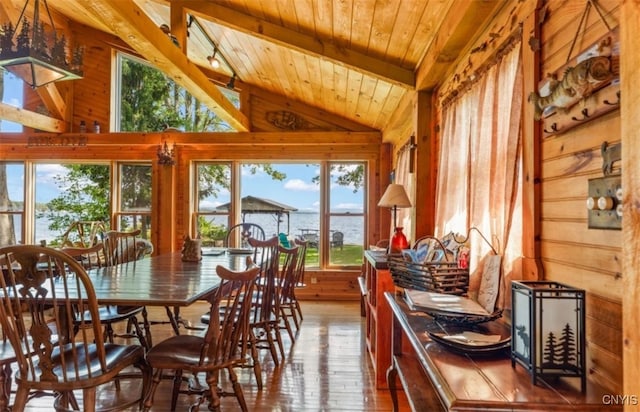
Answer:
388, 254, 469, 295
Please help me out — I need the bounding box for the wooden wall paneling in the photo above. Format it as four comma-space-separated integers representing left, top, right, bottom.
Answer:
587, 343, 623, 395
175, 154, 189, 253
620, 0, 640, 403
151, 162, 176, 255
540, 220, 621, 247
413, 91, 435, 238
541, 241, 621, 279
247, 92, 374, 132
537, 5, 624, 393
70, 23, 112, 133
522, 2, 543, 282
295, 270, 360, 301
585, 294, 622, 390
539, 0, 620, 75
541, 152, 601, 183
541, 111, 620, 164
541, 260, 621, 303
249, 96, 346, 132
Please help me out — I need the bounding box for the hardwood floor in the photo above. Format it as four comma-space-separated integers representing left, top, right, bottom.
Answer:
13, 301, 410, 411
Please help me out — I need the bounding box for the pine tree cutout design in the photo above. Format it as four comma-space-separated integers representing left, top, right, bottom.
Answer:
542, 323, 579, 371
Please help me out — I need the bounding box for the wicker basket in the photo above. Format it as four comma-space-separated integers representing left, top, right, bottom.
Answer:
387, 253, 469, 295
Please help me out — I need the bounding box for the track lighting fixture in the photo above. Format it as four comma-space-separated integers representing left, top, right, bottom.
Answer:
207, 48, 220, 69
227, 73, 236, 90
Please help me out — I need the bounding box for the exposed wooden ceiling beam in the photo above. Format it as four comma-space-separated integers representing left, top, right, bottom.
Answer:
0, 102, 66, 132
36, 84, 68, 123
180, 1, 415, 89
415, 0, 503, 91
69, 0, 249, 132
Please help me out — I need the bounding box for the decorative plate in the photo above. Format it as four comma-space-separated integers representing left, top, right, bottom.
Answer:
424, 308, 503, 325
427, 331, 511, 357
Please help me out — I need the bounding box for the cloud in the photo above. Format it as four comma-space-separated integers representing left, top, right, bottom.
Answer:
36, 164, 68, 184
284, 179, 318, 191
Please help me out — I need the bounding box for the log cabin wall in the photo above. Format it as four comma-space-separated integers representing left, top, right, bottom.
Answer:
538, 0, 621, 393
418, 0, 622, 393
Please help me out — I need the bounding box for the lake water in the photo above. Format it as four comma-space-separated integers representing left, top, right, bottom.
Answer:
34, 212, 365, 245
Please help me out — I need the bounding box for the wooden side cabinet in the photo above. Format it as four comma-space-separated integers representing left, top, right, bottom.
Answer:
361, 250, 395, 389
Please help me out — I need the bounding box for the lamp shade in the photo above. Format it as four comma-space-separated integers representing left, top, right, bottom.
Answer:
378, 184, 412, 208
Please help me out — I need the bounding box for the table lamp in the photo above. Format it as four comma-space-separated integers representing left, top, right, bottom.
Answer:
378, 184, 412, 253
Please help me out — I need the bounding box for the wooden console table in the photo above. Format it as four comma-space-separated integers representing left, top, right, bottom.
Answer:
385, 291, 620, 411
361, 250, 394, 388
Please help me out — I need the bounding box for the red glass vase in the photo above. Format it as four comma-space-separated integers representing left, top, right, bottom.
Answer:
390, 227, 409, 254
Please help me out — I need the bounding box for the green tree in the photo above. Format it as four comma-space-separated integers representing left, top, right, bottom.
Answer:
38, 165, 111, 244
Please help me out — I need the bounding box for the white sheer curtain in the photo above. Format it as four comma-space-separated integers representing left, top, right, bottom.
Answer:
435, 41, 523, 309
395, 148, 413, 243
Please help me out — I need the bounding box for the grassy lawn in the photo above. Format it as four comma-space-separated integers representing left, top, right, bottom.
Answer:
304, 244, 363, 267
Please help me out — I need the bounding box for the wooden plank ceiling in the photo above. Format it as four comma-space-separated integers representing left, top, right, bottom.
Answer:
0, 0, 504, 134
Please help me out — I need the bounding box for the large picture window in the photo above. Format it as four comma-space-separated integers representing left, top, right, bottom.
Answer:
115, 163, 152, 239
1, 161, 153, 246
0, 162, 24, 246
193, 161, 366, 269
114, 52, 239, 132
194, 162, 232, 246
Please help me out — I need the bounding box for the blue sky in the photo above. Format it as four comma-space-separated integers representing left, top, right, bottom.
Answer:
2, 72, 363, 211
1, 72, 22, 132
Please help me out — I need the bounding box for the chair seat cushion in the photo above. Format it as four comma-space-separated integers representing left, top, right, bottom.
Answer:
146, 335, 205, 368
15, 343, 144, 386
146, 335, 241, 371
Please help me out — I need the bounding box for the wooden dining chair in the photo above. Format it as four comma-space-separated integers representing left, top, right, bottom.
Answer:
103, 229, 152, 266
224, 223, 265, 248
0, 330, 17, 412
274, 244, 299, 343
246, 236, 284, 365
103, 229, 163, 342
60, 243, 148, 350
143, 263, 261, 412
280, 238, 308, 333
0, 245, 151, 412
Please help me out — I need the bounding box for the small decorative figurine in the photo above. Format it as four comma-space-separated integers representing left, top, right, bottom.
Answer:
181, 235, 202, 262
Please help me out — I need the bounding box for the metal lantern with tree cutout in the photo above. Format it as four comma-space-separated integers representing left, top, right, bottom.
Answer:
511, 281, 586, 392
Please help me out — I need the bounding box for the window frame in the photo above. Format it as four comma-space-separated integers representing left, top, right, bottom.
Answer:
191, 160, 368, 270
112, 161, 152, 236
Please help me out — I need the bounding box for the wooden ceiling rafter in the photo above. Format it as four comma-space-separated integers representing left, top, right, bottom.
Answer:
65, 0, 250, 132
178, 1, 415, 89
0, 103, 66, 132
414, 0, 504, 92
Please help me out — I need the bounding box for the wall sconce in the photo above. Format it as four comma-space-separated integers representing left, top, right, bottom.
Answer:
157, 141, 176, 166
511, 281, 586, 392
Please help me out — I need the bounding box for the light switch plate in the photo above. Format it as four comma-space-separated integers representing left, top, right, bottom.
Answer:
588, 175, 621, 230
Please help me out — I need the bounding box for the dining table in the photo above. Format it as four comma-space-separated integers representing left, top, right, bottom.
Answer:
84, 249, 255, 347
